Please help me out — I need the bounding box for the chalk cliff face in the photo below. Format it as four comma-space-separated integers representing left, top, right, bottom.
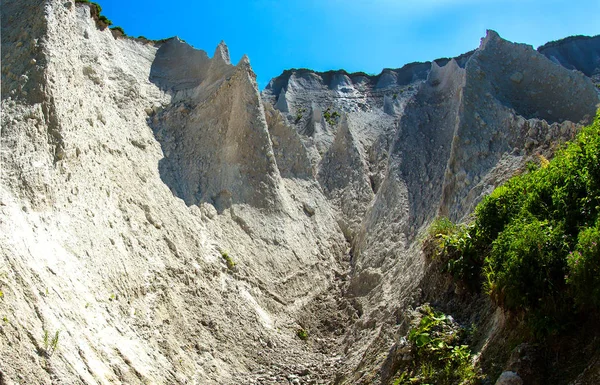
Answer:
1, 1, 599, 384
1, 1, 346, 384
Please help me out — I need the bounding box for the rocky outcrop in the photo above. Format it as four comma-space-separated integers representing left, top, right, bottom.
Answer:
150, 39, 284, 212
263, 103, 313, 179
495, 371, 523, 385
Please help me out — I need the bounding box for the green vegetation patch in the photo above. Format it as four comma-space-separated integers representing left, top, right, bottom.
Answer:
221, 251, 236, 271
295, 107, 306, 123
323, 107, 340, 126
426, 111, 600, 335
75, 0, 101, 15
42, 329, 60, 357
296, 328, 308, 341
425, 217, 482, 291
392, 304, 482, 385
97, 15, 112, 26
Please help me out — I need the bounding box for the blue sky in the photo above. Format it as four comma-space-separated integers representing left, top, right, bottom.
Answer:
97, 0, 600, 89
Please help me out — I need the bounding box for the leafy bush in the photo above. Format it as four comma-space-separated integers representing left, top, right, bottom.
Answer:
425, 218, 483, 290
427, 217, 456, 239
75, 0, 102, 16
566, 221, 600, 308
76, 0, 112, 27
430, 111, 600, 335
392, 305, 482, 385
441, 223, 483, 290
484, 216, 567, 316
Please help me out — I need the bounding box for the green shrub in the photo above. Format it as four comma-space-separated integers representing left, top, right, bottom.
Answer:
566, 221, 600, 308
425, 217, 483, 290
432, 111, 600, 335
425, 216, 457, 255
76, 0, 113, 28
441, 223, 483, 290
323, 107, 340, 126
484, 216, 567, 315
427, 217, 456, 238
392, 305, 482, 385
474, 177, 530, 242
75, 0, 102, 16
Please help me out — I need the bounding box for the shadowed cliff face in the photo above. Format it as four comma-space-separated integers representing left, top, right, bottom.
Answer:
149, 39, 284, 212
538, 35, 600, 78
438, 30, 598, 222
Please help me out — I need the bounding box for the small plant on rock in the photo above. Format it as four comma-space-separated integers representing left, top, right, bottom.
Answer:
296, 328, 308, 341
42, 329, 60, 357
75, 0, 112, 28
323, 107, 340, 126
98, 15, 112, 26
221, 251, 236, 271
295, 107, 306, 123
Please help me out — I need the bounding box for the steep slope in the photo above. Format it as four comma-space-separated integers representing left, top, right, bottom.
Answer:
1, 1, 347, 384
